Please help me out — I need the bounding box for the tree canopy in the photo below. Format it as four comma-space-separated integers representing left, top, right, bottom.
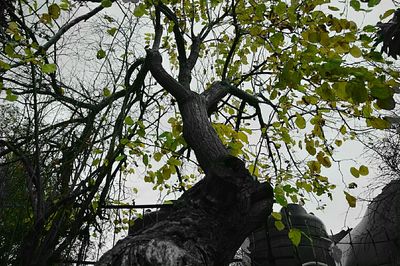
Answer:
0, 0, 399, 264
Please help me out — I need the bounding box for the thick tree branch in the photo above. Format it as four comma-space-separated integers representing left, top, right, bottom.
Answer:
146, 49, 192, 104
203, 81, 263, 113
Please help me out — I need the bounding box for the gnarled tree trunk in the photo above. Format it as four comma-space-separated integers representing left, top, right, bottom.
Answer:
96, 48, 274, 265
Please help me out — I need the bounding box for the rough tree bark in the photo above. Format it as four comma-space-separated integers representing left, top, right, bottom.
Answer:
96, 48, 274, 265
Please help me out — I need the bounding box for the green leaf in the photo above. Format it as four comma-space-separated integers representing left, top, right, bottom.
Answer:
305, 141, 316, 156
5, 89, 18, 101
295, 113, 306, 129
317, 152, 332, 168
371, 85, 392, 99
350, 167, 359, 178
275, 2, 286, 16
41, 63, 57, 73
40, 13, 52, 24
350, 0, 360, 11
142, 154, 149, 166
101, 0, 112, 8
124, 116, 134, 125
359, 165, 369, 176
288, 228, 302, 246
271, 212, 282, 220
328, 6, 340, 11
349, 46, 362, 58
381, 9, 395, 20
344, 191, 356, 208
275, 220, 285, 231
60, 0, 70, 10
340, 125, 347, 135
376, 97, 395, 110
92, 158, 101, 166
363, 25, 376, 33
368, 0, 380, 7
274, 186, 288, 207
153, 152, 163, 162
348, 81, 368, 104
133, 3, 147, 17
96, 49, 106, 59
367, 117, 390, 129
48, 4, 61, 19
103, 87, 111, 97
0, 60, 11, 70
107, 27, 117, 36
5, 44, 15, 57
115, 154, 125, 161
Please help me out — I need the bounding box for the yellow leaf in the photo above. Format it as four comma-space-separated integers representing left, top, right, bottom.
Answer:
359, 165, 369, 176
349, 46, 362, 58
344, 191, 356, 208
288, 228, 302, 246
271, 212, 282, 220
275, 220, 285, 231
350, 167, 359, 178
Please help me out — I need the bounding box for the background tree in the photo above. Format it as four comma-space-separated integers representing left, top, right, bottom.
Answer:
0, 0, 399, 265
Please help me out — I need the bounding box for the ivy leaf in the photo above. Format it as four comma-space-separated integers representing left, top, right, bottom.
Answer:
344, 191, 357, 208
41, 63, 57, 73
288, 228, 302, 246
